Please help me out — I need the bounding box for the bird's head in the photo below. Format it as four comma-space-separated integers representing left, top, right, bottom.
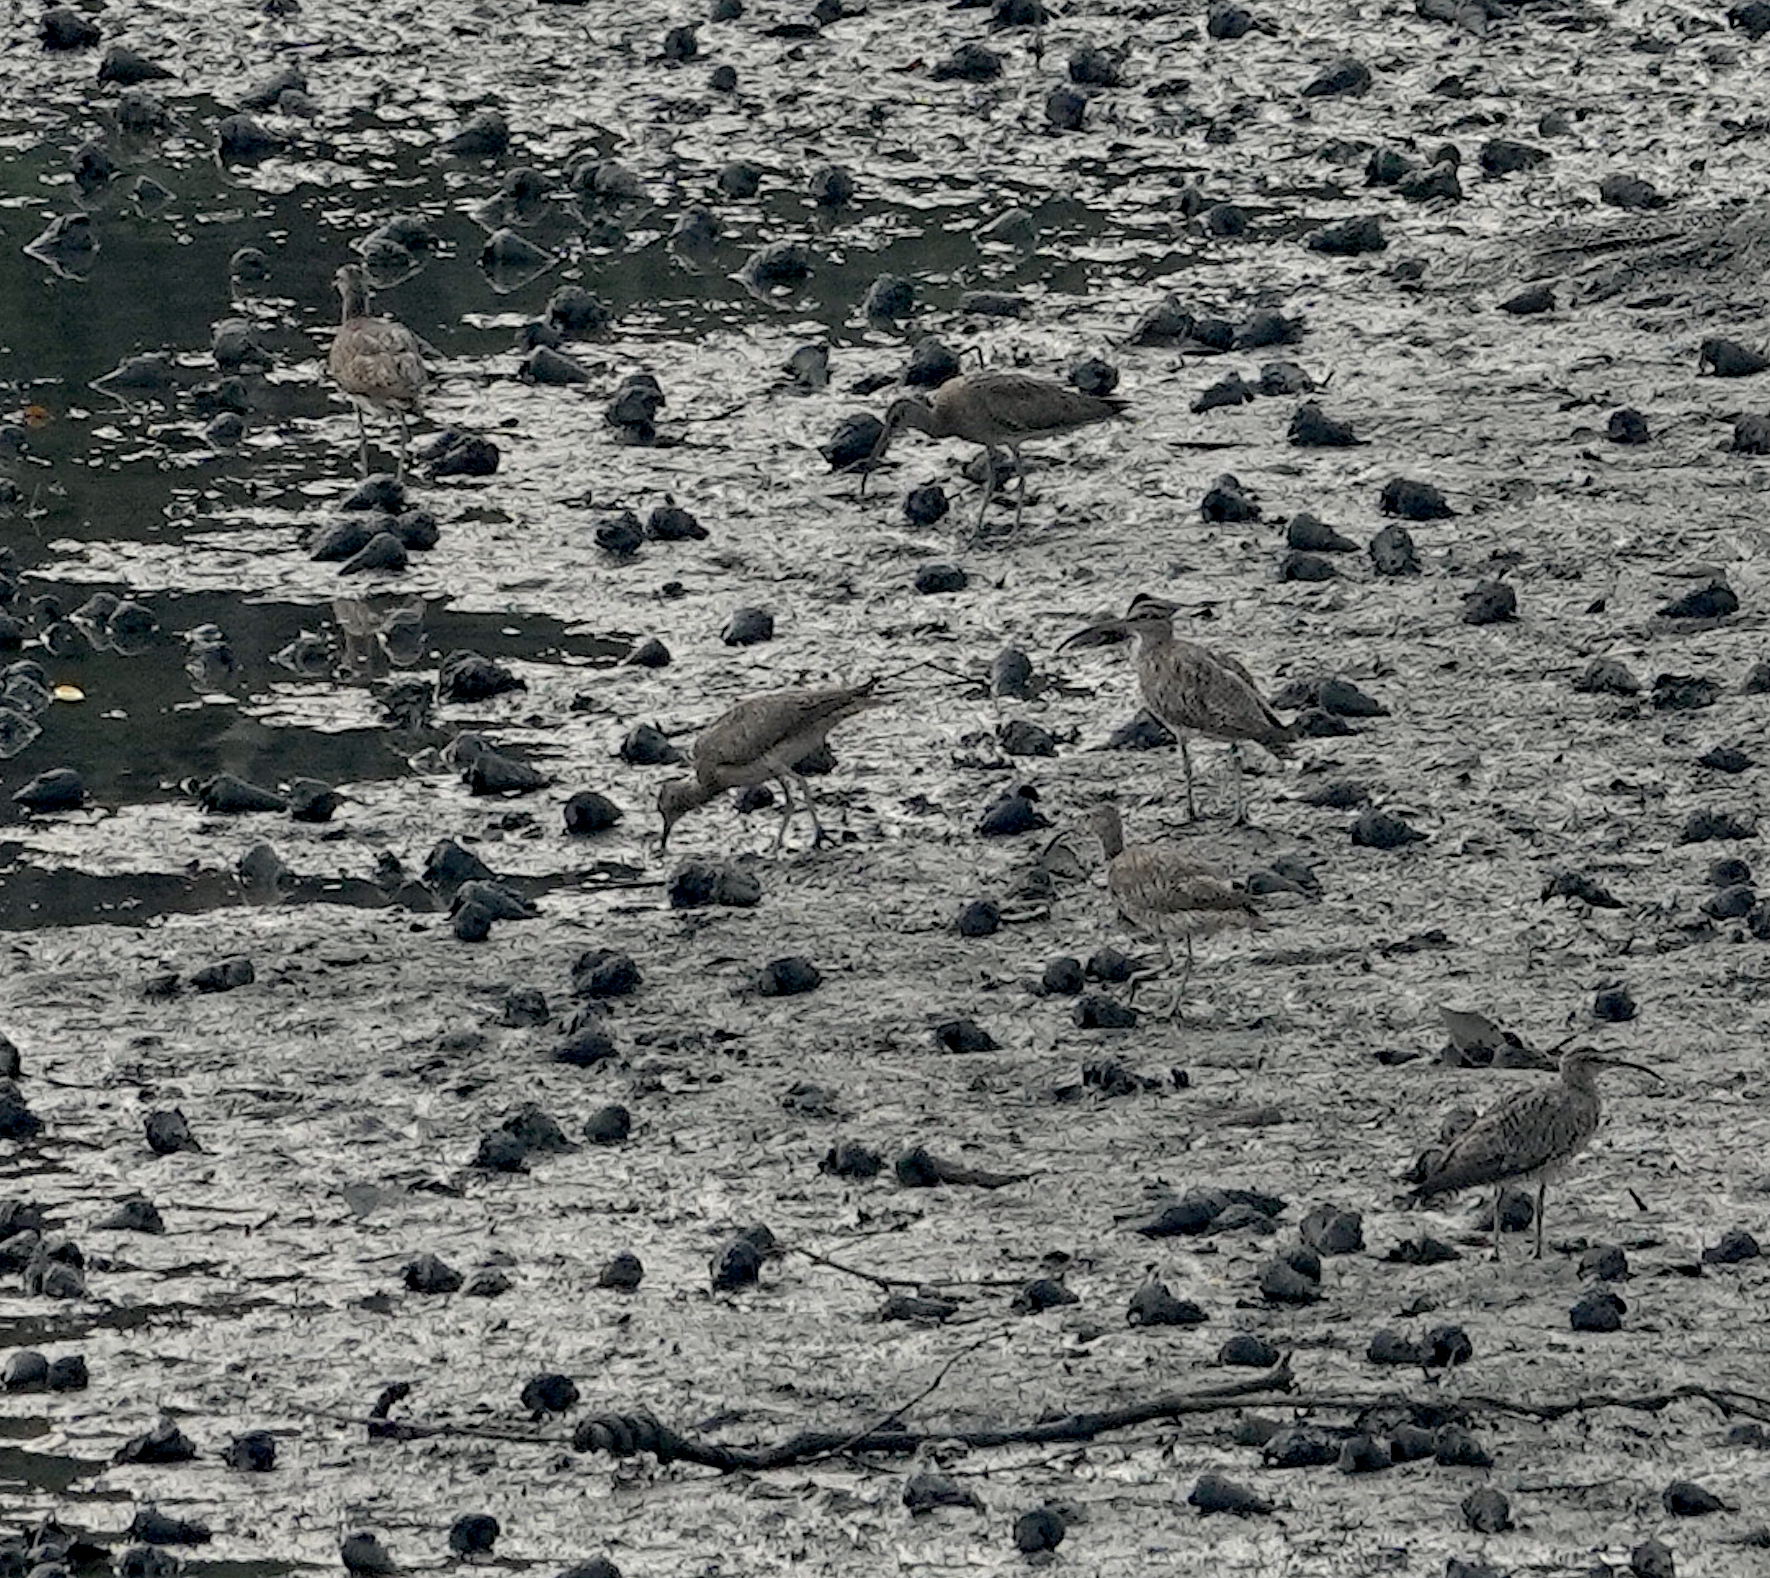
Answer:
1057, 592, 1180, 654
334, 264, 371, 316
1079, 802, 1124, 860
656, 776, 715, 852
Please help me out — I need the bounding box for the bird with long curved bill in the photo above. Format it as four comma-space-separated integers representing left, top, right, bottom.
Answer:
327, 264, 430, 480
867, 370, 1128, 539
1406, 1047, 1660, 1260
1060, 595, 1296, 824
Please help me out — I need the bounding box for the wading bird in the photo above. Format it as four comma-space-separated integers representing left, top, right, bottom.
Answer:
328, 264, 430, 480
1082, 802, 1258, 1015
657, 680, 885, 853
1408, 1047, 1659, 1260
1060, 595, 1295, 823
869, 370, 1128, 537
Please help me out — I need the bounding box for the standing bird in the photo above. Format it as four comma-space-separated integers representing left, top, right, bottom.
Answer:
1060, 594, 1295, 823
327, 264, 430, 480
1081, 802, 1258, 1015
1407, 1048, 1659, 1260
868, 370, 1128, 538
657, 680, 885, 853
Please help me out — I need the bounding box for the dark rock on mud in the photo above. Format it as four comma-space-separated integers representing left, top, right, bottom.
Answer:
669, 859, 760, 908
932, 41, 1003, 80
1579, 1244, 1630, 1281
1302, 57, 1371, 97
933, 1019, 997, 1053
1661, 582, 1738, 620
1189, 1471, 1272, 1516
1352, 808, 1425, 848
1300, 1205, 1363, 1255
1126, 1279, 1206, 1326
976, 783, 1048, 836
584, 1105, 631, 1144
1609, 407, 1651, 443
1731, 415, 1770, 454
1663, 1480, 1728, 1516
1264, 1425, 1339, 1467
722, 606, 775, 646
904, 484, 950, 526
1337, 1433, 1390, 1474
619, 724, 680, 766
1681, 808, 1754, 842
954, 900, 1000, 937
1701, 1226, 1761, 1263
130, 1510, 212, 1546
1368, 523, 1420, 575
13, 768, 84, 812
1382, 478, 1454, 519
757, 956, 821, 996
1013, 1506, 1065, 1553
43, 7, 102, 49
1700, 337, 1769, 377
1307, 215, 1386, 255
1462, 580, 1517, 625
1575, 656, 1640, 695
1287, 513, 1357, 552
449, 1516, 499, 1558
1601, 172, 1668, 210
1194, 374, 1257, 413
598, 1252, 644, 1290
1462, 1488, 1511, 1533
1201, 473, 1261, 522
403, 1253, 463, 1294
915, 564, 968, 595
1500, 283, 1556, 315
1045, 85, 1088, 132
711, 1234, 765, 1291
145, 1109, 199, 1155
440, 650, 523, 702
1074, 995, 1137, 1029
821, 1140, 884, 1179
1433, 1425, 1493, 1468
96, 1198, 165, 1233
116, 1418, 199, 1465
1281, 551, 1337, 582
1010, 1275, 1078, 1314
571, 949, 641, 999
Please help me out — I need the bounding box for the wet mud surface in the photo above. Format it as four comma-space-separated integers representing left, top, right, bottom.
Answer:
3, 0, 1770, 1572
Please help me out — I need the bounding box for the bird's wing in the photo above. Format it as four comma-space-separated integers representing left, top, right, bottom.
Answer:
1411, 1086, 1588, 1196
331, 319, 431, 406
1148, 642, 1289, 745
1108, 844, 1250, 916
694, 683, 881, 773
965, 372, 1121, 436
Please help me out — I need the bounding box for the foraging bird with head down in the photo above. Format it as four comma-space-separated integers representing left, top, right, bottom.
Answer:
1061, 594, 1295, 823
869, 369, 1128, 537
1081, 802, 1258, 1015
657, 679, 885, 853
1407, 1047, 1659, 1260
327, 264, 430, 480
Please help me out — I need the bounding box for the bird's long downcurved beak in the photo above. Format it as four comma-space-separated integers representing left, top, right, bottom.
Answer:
860, 422, 894, 498
1596, 1056, 1663, 1082
1057, 619, 1130, 653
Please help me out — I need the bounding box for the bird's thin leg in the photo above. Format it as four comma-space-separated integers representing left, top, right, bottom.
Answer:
1534, 1178, 1547, 1259
1010, 445, 1027, 531
794, 772, 831, 849
1492, 1188, 1503, 1263
396, 411, 410, 483
770, 775, 797, 854
353, 405, 371, 478
1180, 735, 1198, 822
1230, 744, 1247, 827
967, 448, 1000, 542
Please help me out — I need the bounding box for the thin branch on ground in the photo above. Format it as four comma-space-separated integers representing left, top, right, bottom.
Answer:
301, 1371, 1770, 1476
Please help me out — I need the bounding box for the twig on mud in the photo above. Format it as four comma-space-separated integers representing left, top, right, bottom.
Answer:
793, 1246, 919, 1290
568, 1358, 1297, 1472
829, 1330, 1007, 1458
1457, 1382, 1770, 1425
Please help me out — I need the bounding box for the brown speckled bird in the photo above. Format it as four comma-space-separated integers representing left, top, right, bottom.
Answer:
1061, 594, 1295, 823
870, 370, 1129, 537
328, 264, 430, 480
1408, 1048, 1658, 1260
1082, 802, 1257, 1015
658, 680, 885, 853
